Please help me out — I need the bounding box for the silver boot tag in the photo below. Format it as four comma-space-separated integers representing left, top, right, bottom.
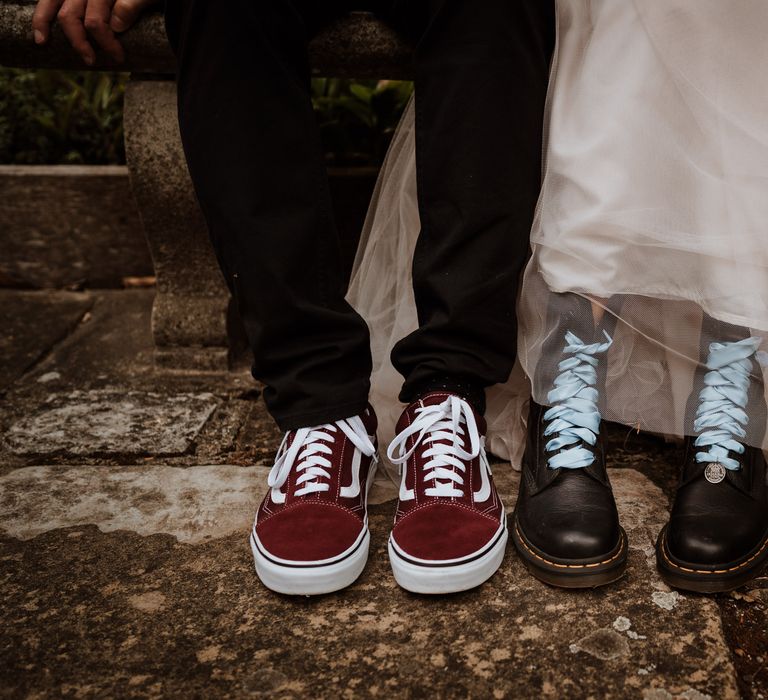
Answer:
704, 463, 726, 484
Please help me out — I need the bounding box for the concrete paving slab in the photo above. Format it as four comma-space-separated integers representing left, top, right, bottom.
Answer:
0, 466, 739, 698
4, 289, 241, 396
0, 464, 269, 544
22, 289, 157, 386
0, 290, 279, 471
0, 465, 398, 544
2, 390, 220, 456
0, 290, 92, 392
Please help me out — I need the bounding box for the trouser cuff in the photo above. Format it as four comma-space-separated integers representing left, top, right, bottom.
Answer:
272, 398, 371, 433
399, 376, 487, 415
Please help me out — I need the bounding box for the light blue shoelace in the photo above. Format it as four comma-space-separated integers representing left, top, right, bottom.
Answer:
694, 337, 765, 471
544, 330, 613, 469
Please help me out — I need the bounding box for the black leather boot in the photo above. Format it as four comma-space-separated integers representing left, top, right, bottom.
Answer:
513, 294, 627, 588
656, 318, 768, 593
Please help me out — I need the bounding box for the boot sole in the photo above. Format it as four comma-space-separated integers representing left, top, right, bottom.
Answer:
512, 517, 628, 589
655, 526, 768, 593
388, 519, 508, 594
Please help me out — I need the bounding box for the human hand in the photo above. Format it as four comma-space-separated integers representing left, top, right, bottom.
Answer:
32, 0, 159, 65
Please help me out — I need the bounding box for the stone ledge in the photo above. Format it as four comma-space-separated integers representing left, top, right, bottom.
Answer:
0, 466, 742, 698
3, 390, 221, 456
0, 4, 415, 78
0, 165, 152, 289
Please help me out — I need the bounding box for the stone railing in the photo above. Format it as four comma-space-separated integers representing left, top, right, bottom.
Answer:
0, 3, 413, 371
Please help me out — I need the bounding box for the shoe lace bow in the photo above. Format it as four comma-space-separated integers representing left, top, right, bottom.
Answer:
387, 396, 481, 498
268, 415, 375, 497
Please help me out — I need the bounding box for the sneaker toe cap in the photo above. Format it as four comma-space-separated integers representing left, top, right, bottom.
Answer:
256, 502, 364, 563
392, 503, 501, 562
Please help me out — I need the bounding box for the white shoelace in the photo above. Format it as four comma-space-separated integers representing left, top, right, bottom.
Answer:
387, 396, 481, 498
268, 415, 376, 498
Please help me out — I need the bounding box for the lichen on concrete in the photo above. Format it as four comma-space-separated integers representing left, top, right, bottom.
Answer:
3, 390, 220, 456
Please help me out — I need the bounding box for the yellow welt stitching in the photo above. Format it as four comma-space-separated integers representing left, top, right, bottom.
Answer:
514, 521, 625, 570
660, 529, 768, 575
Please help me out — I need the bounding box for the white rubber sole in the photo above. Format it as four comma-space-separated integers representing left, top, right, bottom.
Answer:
388, 519, 508, 594
251, 527, 370, 596
251, 456, 378, 596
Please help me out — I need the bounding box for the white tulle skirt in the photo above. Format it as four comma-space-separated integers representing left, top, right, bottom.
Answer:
348, 0, 768, 473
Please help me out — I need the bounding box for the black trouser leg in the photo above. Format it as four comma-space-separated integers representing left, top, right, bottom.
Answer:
390, 0, 556, 413
164, 0, 554, 426
164, 0, 373, 430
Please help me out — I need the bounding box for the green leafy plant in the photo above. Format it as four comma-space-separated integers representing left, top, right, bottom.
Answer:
312, 78, 413, 166
0, 67, 128, 164
0, 70, 411, 166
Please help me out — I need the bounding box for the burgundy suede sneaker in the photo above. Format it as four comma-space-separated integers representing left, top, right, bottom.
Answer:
250, 406, 378, 595
386, 392, 507, 594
